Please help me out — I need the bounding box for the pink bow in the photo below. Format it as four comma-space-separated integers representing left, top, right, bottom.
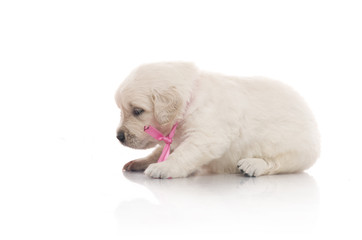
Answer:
144, 123, 178, 163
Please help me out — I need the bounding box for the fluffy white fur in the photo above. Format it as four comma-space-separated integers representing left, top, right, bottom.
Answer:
115, 62, 320, 178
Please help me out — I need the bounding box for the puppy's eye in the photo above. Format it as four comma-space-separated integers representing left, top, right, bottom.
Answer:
133, 108, 144, 116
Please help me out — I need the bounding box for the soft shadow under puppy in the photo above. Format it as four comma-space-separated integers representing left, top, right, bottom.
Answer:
117, 172, 319, 232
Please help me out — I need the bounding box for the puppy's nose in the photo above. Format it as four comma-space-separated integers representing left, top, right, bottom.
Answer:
117, 131, 125, 143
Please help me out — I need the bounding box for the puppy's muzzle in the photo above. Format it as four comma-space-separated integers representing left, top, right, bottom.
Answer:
117, 130, 126, 143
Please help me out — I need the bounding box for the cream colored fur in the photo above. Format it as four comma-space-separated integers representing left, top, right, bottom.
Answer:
115, 62, 320, 178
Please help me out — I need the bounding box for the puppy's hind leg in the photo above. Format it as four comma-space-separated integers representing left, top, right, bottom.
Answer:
237, 152, 312, 177
238, 151, 318, 177
237, 158, 271, 177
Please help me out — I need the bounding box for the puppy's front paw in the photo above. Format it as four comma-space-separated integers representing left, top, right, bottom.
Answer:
144, 161, 188, 179
237, 158, 269, 177
123, 159, 151, 172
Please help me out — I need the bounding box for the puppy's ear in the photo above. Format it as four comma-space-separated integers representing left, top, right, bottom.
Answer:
152, 87, 182, 125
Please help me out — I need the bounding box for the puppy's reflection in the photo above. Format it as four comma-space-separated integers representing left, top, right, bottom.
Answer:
117, 173, 319, 233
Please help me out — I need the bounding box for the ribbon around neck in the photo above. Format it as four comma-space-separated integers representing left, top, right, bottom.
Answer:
144, 122, 178, 163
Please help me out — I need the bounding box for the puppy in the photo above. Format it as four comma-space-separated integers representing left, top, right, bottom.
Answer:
115, 62, 320, 178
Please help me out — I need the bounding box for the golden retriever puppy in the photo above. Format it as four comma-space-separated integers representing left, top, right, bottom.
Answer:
115, 62, 320, 178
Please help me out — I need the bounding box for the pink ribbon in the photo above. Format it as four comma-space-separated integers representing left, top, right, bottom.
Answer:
144, 123, 178, 163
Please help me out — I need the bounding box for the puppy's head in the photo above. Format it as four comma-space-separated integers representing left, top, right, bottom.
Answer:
115, 62, 197, 149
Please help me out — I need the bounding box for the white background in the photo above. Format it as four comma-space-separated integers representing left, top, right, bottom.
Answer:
1, 0, 361, 239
